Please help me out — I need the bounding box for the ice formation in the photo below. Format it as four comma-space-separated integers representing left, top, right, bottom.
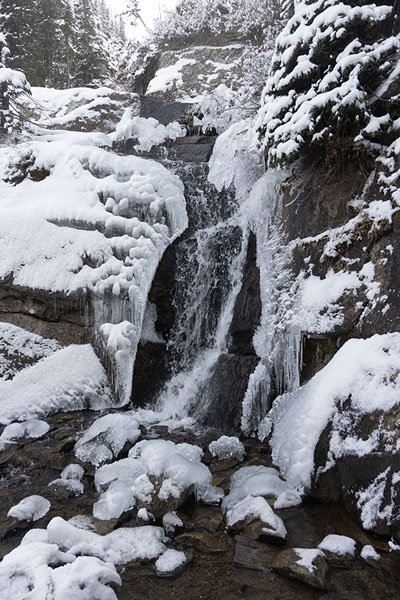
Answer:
258, 333, 400, 493
0, 102, 187, 404
209, 436, 245, 461
7, 495, 51, 522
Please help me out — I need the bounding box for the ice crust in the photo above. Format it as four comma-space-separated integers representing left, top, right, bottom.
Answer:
114, 109, 186, 151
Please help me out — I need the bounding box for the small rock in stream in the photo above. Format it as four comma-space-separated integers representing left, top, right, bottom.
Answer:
272, 548, 331, 590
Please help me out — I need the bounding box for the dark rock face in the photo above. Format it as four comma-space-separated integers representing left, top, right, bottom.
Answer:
272, 548, 330, 591
140, 96, 192, 126
228, 233, 261, 356
201, 354, 259, 434
0, 278, 93, 346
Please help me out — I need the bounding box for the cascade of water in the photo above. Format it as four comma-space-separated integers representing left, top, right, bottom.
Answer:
155, 162, 248, 419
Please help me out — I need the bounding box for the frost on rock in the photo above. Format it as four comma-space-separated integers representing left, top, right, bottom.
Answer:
0, 541, 121, 600
74, 412, 141, 467
162, 511, 183, 535
0, 121, 187, 405
0, 419, 49, 450
209, 435, 245, 461
318, 534, 356, 557
0, 345, 111, 425
114, 109, 185, 151
7, 495, 51, 522
259, 333, 400, 493
93, 439, 212, 521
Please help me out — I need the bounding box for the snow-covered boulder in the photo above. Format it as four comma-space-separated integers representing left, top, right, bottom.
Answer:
7, 495, 50, 522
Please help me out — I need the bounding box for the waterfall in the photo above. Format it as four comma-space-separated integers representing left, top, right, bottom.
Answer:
155, 162, 248, 419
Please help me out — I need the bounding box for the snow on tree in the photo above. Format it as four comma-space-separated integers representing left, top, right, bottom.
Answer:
256, 0, 400, 167
0, 32, 30, 134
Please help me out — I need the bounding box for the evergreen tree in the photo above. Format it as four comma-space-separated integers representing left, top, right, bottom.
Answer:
256, 0, 400, 167
0, 32, 31, 133
72, 0, 107, 86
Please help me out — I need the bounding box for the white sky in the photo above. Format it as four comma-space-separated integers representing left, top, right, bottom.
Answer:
106, 0, 178, 39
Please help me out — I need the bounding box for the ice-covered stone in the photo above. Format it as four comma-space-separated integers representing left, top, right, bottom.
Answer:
209, 436, 245, 461
155, 549, 187, 574
0, 419, 49, 450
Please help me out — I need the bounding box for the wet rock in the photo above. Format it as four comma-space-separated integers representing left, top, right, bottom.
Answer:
229, 513, 287, 545
175, 531, 229, 554
201, 354, 259, 434
171, 136, 216, 163
233, 535, 274, 573
272, 548, 330, 591
140, 96, 192, 126
228, 232, 261, 356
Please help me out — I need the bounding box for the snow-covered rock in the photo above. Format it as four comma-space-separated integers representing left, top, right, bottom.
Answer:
7, 495, 51, 522
272, 548, 329, 591
74, 413, 141, 467
93, 439, 213, 521
0, 418, 49, 450
48, 464, 85, 498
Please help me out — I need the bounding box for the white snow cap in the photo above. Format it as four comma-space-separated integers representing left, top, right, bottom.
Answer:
318, 534, 356, 557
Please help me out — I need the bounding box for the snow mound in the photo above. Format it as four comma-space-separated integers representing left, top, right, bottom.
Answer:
209, 435, 245, 461
74, 412, 141, 467
224, 495, 287, 540
318, 534, 356, 557
0, 344, 111, 425
0, 419, 49, 450
223, 465, 302, 511
294, 548, 324, 574
0, 541, 120, 600
361, 545, 380, 561
155, 549, 187, 573
47, 517, 167, 565
93, 438, 213, 521
7, 495, 50, 522
259, 333, 400, 492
